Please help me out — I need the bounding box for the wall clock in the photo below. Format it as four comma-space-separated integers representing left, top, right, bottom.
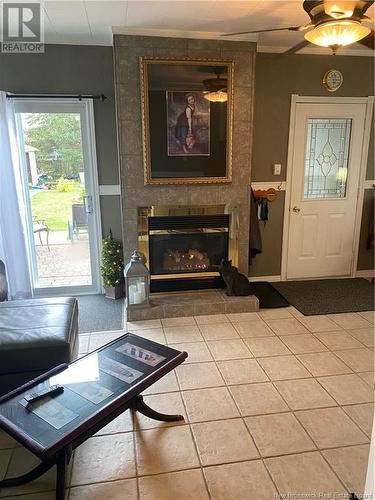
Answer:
323, 69, 343, 92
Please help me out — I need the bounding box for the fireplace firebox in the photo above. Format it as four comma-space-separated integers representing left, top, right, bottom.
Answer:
138, 206, 239, 292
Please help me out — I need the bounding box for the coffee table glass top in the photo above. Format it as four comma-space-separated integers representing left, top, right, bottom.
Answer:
0, 333, 186, 456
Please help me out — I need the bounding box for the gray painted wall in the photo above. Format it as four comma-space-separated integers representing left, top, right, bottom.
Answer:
250, 52, 374, 277
0, 44, 122, 240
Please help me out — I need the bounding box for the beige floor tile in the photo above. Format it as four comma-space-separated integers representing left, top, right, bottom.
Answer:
161, 316, 196, 327
127, 328, 166, 344
134, 392, 187, 430
226, 312, 260, 322
71, 434, 135, 486
0, 448, 55, 497
274, 378, 337, 411
358, 371, 375, 387
258, 355, 312, 380
78, 334, 90, 354
204, 460, 278, 500
192, 419, 259, 466
142, 370, 179, 395
244, 337, 291, 357
295, 407, 369, 449
135, 426, 199, 476
358, 311, 375, 324
334, 348, 374, 372
1, 493, 55, 500
126, 319, 162, 330
265, 451, 346, 499
347, 327, 375, 347
297, 352, 352, 376
182, 387, 239, 423
329, 313, 372, 330
245, 412, 315, 457
0, 449, 12, 481
297, 315, 339, 333
69, 478, 137, 500
198, 323, 239, 341
280, 334, 327, 354
0, 430, 18, 450
232, 320, 275, 338
216, 358, 269, 385
164, 325, 203, 344
89, 331, 124, 351
342, 403, 374, 437
230, 382, 289, 416
206, 339, 252, 360
317, 374, 374, 405
258, 308, 293, 320
176, 362, 224, 390
95, 410, 133, 436
138, 469, 209, 500
315, 331, 364, 350
322, 445, 370, 496
266, 318, 309, 336
169, 342, 213, 364
194, 314, 229, 325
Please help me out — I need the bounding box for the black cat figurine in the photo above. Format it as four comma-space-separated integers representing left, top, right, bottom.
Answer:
219, 259, 254, 296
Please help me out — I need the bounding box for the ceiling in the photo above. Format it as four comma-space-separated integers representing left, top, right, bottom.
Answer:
18, 0, 375, 54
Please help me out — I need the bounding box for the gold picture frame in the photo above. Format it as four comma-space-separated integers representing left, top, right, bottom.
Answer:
140, 57, 234, 185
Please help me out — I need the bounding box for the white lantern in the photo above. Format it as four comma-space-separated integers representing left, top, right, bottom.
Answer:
124, 251, 150, 309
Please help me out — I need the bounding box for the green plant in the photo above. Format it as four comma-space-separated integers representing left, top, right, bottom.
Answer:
101, 232, 124, 288
56, 177, 77, 192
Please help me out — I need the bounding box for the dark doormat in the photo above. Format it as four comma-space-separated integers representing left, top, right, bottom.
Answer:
271, 278, 374, 316
75, 294, 124, 333
251, 282, 289, 309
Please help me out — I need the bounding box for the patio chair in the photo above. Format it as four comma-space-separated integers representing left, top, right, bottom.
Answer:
33, 217, 50, 250
68, 204, 88, 240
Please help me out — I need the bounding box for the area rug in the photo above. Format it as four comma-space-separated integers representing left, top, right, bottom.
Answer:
271, 278, 374, 316
75, 294, 124, 333
251, 282, 289, 309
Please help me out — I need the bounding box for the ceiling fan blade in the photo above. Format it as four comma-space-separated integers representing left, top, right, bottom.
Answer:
282, 40, 311, 55
221, 26, 302, 37
358, 29, 375, 49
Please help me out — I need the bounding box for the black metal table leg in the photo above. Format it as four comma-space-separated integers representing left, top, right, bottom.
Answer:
129, 395, 184, 422
0, 458, 55, 488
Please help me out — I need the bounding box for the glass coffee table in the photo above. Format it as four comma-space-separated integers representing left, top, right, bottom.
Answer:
0, 333, 188, 500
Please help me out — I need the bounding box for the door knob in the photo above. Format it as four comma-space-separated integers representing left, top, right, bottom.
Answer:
292, 206, 301, 213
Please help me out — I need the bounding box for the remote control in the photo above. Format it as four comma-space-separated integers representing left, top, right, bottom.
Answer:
24, 385, 64, 404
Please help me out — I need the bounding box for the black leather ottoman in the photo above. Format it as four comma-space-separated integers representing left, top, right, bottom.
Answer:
0, 297, 78, 397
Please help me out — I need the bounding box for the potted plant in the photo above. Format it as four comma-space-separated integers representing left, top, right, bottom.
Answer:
101, 231, 124, 299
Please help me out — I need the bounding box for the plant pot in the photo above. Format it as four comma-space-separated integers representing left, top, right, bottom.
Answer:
104, 285, 124, 300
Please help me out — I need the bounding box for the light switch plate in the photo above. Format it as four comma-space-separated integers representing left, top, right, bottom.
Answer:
273, 164, 281, 176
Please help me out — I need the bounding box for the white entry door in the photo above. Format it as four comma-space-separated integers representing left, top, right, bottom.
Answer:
286, 101, 369, 279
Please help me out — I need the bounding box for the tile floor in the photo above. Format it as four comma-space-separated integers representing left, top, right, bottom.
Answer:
0, 307, 374, 500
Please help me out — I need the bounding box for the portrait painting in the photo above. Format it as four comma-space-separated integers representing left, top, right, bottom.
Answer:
166, 91, 210, 156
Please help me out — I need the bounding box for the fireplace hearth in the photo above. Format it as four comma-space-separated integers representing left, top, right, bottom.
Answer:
138, 206, 239, 292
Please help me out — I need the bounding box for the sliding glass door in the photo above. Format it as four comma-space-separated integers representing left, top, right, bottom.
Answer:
15, 98, 101, 295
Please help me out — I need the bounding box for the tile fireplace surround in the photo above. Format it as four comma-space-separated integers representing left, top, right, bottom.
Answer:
114, 35, 256, 276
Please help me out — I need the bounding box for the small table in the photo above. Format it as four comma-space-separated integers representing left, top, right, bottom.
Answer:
0, 333, 187, 500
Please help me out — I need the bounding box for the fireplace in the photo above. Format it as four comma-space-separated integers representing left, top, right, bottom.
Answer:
138, 205, 239, 292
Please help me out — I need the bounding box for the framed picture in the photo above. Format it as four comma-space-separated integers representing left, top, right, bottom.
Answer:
140, 58, 234, 185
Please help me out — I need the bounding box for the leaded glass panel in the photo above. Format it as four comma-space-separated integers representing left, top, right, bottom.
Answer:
303, 118, 352, 199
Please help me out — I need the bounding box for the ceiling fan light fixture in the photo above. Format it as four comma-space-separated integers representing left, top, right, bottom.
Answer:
304, 19, 371, 49
203, 90, 228, 103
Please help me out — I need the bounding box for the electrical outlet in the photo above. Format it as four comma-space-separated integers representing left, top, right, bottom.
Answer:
273, 164, 281, 176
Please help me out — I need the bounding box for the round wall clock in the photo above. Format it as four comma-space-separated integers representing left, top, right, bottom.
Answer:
323, 69, 343, 92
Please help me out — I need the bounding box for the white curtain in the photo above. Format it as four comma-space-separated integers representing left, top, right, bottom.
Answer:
0, 91, 32, 299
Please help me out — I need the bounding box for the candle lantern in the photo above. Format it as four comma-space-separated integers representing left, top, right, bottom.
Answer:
124, 250, 150, 309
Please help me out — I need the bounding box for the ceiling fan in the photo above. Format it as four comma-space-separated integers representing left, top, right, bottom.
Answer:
222, 0, 374, 54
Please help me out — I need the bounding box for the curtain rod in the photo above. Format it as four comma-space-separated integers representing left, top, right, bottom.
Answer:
6, 93, 107, 101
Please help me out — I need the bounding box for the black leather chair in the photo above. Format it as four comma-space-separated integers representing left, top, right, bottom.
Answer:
0, 260, 8, 302
0, 297, 78, 397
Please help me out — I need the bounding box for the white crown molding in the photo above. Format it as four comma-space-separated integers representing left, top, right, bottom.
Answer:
99, 185, 121, 196
356, 269, 375, 278
257, 45, 374, 57
364, 180, 375, 189
251, 181, 286, 191
112, 27, 258, 43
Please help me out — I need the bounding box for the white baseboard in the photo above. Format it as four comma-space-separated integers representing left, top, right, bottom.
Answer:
249, 275, 282, 282
356, 269, 375, 278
